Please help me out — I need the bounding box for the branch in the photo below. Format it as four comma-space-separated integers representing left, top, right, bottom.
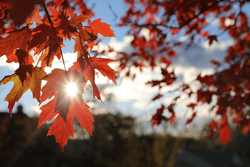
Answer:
42, 2, 67, 71
129, 0, 223, 29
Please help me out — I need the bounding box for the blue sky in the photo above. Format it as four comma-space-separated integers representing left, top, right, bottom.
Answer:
0, 0, 250, 131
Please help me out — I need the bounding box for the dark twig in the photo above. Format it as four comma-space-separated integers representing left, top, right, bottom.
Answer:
42, 2, 67, 71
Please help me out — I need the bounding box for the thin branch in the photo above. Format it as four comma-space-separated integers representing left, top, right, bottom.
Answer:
42, 2, 52, 24
108, 4, 119, 20
129, 0, 223, 29
42, 2, 67, 71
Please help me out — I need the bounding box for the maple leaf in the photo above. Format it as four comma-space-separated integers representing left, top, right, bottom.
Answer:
47, 114, 73, 151
29, 67, 46, 102
39, 33, 63, 67
187, 103, 197, 110
40, 69, 66, 103
208, 35, 217, 46
39, 67, 94, 150
186, 112, 196, 125
26, 7, 42, 26
0, 47, 43, 115
197, 74, 214, 86
38, 94, 59, 128
168, 104, 175, 124
219, 124, 231, 145
151, 105, 167, 125
39, 90, 93, 150
8, 0, 42, 26
29, 23, 64, 67
40, 69, 85, 103
14, 49, 34, 84
0, 26, 30, 62
47, 98, 94, 151
89, 18, 116, 38
0, 74, 30, 116
152, 93, 163, 101
69, 14, 90, 27
29, 24, 52, 52
70, 57, 116, 100
54, 0, 64, 7
40, 69, 86, 120
208, 120, 218, 129
0, 65, 46, 115
76, 24, 97, 52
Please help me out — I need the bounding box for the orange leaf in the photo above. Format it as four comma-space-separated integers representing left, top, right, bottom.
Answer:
40, 94, 94, 150
69, 57, 116, 100
38, 93, 59, 128
69, 14, 90, 27
0, 74, 30, 115
40, 69, 66, 103
28, 67, 46, 102
89, 18, 116, 38
39, 68, 93, 151
46, 98, 94, 151
47, 114, 74, 151
68, 99, 94, 135
26, 7, 42, 25
0, 26, 30, 61
219, 124, 231, 145
91, 57, 117, 84
54, 0, 64, 7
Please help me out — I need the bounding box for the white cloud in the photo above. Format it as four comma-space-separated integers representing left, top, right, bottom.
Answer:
225, 18, 235, 26
206, 17, 219, 26
0, 56, 19, 70
202, 39, 234, 51
179, 36, 188, 42
99, 34, 233, 120
44, 52, 77, 73
139, 28, 150, 41
29, 105, 41, 116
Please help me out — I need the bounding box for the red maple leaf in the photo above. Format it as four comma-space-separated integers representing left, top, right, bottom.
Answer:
152, 93, 163, 101
208, 120, 218, 129
168, 104, 175, 124
0, 26, 31, 62
152, 105, 167, 125
187, 103, 197, 110
219, 124, 231, 145
69, 57, 116, 100
208, 35, 217, 46
39, 69, 93, 150
89, 18, 116, 38
186, 112, 196, 125
44, 97, 94, 151
54, 0, 64, 7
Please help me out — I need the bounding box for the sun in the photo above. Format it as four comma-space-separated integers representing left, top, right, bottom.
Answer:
66, 83, 77, 96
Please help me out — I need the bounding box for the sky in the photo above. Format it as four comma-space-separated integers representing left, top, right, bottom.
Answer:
0, 0, 250, 131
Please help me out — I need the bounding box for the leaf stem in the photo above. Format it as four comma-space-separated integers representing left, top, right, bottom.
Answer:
42, 2, 67, 71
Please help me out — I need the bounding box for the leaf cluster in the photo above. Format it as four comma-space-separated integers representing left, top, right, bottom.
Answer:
0, 0, 116, 150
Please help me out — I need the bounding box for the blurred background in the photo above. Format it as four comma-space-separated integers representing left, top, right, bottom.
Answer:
1, 102, 250, 167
